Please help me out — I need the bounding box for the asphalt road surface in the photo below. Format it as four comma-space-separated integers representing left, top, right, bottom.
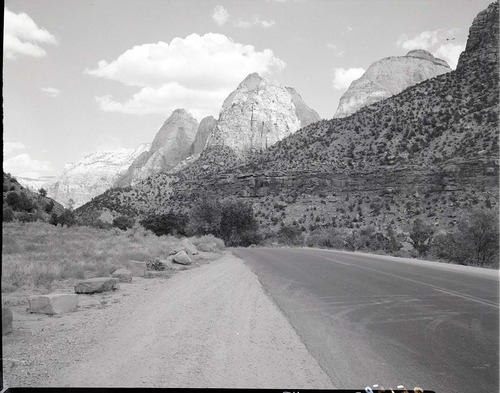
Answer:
233, 247, 499, 393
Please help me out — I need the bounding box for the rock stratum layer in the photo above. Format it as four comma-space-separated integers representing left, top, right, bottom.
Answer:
334, 50, 451, 118
207, 73, 320, 155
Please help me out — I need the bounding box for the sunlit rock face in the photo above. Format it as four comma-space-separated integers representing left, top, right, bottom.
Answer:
207, 73, 320, 155
334, 50, 451, 118
115, 109, 199, 186
44, 143, 150, 208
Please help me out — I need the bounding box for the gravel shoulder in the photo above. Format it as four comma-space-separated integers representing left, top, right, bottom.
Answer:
2, 252, 333, 388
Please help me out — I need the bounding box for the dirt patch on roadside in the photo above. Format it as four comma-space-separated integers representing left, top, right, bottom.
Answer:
2, 252, 333, 388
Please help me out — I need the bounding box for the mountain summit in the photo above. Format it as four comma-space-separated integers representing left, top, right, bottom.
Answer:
334, 50, 451, 118
206, 73, 320, 155
115, 109, 199, 186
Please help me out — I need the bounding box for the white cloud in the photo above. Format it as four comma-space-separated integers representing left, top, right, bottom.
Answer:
3, 153, 54, 178
434, 42, 465, 69
235, 15, 275, 28
396, 28, 463, 69
326, 43, 345, 57
332, 67, 365, 90
3, 142, 26, 155
86, 33, 286, 118
40, 87, 61, 98
3, 7, 57, 59
212, 5, 229, 26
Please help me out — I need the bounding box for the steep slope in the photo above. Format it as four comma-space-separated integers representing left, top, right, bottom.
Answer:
206, 73, 320, 155
115, 109, 199, 187
3, 172, 65, 222
44, 143, 150, 208
334, 50, 451, 118
188, 116, 217, 157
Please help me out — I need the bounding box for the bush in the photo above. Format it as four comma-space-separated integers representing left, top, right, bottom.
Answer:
112, 215, 135, 231
3, 207, 14, 222
277, 225, 303, 246
188, 198, 222, 236
219, 198, 260, 247
39, 188, 47, 197
146, 258, 166, 271
433, 209, 499, 266
408, 218, 434, 257
140, 211, 188, 237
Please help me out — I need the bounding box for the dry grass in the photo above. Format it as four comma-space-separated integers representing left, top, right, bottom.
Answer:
1, 222, 213, 293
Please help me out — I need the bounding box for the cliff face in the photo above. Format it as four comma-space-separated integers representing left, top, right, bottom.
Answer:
334, 50, 451, 118
189, 116, 217, 157
206, 73, 320, 155
44, 144, 150, 208
115, 109, 199, 186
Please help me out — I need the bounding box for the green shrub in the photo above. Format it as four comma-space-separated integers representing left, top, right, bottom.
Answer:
146, 258, 166, 271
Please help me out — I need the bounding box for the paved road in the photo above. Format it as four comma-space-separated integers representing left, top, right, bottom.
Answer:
233, 247, 499, 393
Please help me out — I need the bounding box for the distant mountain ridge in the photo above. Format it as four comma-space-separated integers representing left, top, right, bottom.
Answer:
334, 49, 451, 118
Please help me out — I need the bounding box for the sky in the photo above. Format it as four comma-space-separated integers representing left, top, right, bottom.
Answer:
2, 0, 493, 179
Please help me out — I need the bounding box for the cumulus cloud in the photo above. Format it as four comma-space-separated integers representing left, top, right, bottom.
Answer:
4, 7, 57, 59
86, 33, 286, 118
332, 67, 365, 90
40, 87, 61, 97
3, 142, 26, 155
3, 153, 54, 178
235, 16, 275, 28
212, 5, 229, 26
396, 28, 463, 69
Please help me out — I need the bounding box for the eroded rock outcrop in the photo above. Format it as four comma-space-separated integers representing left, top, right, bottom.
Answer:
207, 73, 320, 155
189, 116, 217, 157
116, 109, 199, 186
334, 50, 451, 118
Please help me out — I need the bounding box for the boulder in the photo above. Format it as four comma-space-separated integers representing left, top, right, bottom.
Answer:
127, 260, 147, 277
28, 294, 79, 315
74, 278, 119, 294
2, 307, 13, 335
112, 268, 133, 283
169, 241, 198, 257
172, 250, 192, 265
196, 242, 217, 252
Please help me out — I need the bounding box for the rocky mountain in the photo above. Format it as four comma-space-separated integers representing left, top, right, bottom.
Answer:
115, 109, 198, 187
188, 116, 217, 157
76, 2, 498, 246
206, 73, 320, 155
16, 176, 56, 192
334, 50, 451, 118
45, 143, 150, 208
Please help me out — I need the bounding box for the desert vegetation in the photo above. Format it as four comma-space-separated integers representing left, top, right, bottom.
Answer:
1, 221, 224, 293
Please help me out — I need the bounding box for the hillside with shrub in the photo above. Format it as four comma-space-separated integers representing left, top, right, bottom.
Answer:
75, 2, 499, 266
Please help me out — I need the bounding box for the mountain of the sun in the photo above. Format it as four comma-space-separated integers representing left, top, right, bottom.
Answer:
76, 1, 498, 241
334, 49, 451, 118
206, 72, 321, 155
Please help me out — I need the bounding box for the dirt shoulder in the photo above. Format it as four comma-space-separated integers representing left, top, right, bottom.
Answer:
2, 252, 333, 388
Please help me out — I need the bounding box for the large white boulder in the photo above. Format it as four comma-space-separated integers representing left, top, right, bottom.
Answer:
74, 277, 119, 294
28, 294, 79, 315
112, 268, 133, 283
172, 251, 192, 265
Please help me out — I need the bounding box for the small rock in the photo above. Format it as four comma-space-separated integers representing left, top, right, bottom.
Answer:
127, 260, 147, 277
172, 251, 192, 265
28, 294, 79, 315
74, 278, 119, 294
196, 242, 217, 252
112, 268, 133, 283
2, 307, 13, 335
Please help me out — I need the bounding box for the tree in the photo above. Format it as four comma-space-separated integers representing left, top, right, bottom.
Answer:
3, 207, 14, 222
434, 209, 499, 266
45, 200, 55, 213
39, 188, 47, 197
219, 198, 260, 247
58, 209, 76, 227
188, 198, 222, 236
112, 215, 135, 231
408, 218, 434, 257
140, 211, 188, 237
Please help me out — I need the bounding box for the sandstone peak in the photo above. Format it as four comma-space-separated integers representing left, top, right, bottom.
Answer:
207, 74, 320, 155
405, 49, 450, 68
334, 50, 451, 118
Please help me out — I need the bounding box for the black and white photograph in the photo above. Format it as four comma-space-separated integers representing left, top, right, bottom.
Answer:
2, 0, 499, 391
